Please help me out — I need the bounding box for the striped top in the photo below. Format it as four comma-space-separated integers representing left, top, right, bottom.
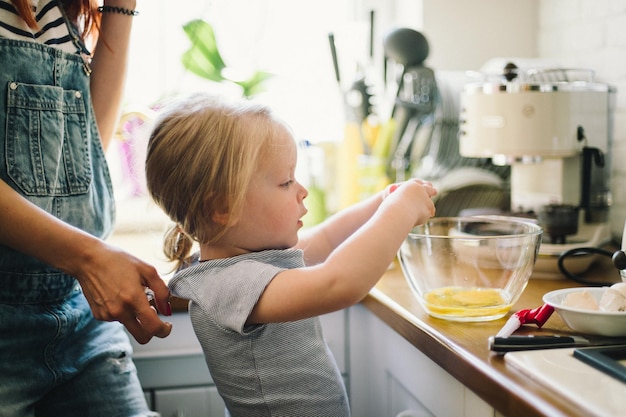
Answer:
0, 0, 77, 54
169, 249, 351, 416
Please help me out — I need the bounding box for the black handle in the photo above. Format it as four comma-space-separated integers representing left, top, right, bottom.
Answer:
489, 335, 580, 353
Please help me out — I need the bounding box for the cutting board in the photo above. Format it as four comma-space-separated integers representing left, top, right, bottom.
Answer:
505, 348, 626, 417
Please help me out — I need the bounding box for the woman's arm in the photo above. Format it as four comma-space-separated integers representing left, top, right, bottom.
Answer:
89, 0, 137, 150
0, 180, 172, 343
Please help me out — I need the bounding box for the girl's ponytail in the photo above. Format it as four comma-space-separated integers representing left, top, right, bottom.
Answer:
163, 224, 197, 272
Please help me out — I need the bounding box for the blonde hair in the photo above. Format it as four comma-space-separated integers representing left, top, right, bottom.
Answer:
146, 94, 283, 269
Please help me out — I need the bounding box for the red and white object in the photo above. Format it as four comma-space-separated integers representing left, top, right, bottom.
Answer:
495, 304, 555, 338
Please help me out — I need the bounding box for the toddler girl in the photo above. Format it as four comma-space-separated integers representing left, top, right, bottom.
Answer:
145, 93, 437, 417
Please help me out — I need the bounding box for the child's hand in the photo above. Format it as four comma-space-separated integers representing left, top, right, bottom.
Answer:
383, 179, 437, 226
383, 179, 437, 199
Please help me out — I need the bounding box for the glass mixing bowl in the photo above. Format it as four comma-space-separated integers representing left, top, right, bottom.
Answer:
398, 216, 543, 322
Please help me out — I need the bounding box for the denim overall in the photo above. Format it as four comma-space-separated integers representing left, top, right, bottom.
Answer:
0, 7, 155, 417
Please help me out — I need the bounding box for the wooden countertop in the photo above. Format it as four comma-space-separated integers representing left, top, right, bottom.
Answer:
363, 253, 621, 417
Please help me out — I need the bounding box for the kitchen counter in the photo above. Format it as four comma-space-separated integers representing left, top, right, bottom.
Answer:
362, 253, 622, 417
126, 214, 621, 416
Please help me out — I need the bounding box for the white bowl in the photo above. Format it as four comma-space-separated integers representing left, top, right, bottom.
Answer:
543, 287, 626, 337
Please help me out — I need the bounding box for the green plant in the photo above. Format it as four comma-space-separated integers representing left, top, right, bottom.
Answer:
181, 19, 272, 98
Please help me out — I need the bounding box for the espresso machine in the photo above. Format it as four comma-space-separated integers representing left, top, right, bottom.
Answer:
459, 62, 616, 277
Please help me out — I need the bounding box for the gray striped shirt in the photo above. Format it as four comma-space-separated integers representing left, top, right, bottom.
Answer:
169, 249, 350, 417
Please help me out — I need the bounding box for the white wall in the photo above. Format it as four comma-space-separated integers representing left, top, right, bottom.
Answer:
537, 0, 626, 242
421, 0, 538, 71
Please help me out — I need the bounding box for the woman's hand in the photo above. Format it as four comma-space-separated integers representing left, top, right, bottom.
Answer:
0, 180, 172, 344
74, 241, 173, 344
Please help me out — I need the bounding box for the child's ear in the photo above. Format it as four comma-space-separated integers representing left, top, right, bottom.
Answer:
212, 210, 231, 225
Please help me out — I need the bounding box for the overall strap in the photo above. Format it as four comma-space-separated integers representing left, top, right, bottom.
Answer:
55, 0, 92, 75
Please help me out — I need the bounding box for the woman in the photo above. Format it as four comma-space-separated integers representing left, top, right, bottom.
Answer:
0, 1, 171, 415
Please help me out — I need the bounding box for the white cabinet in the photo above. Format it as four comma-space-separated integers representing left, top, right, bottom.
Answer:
153, 386, 225, 417
129, 310, 348, 417
130, 305, 494, 417
129, 313, 220, 416
348, 305, 495, 417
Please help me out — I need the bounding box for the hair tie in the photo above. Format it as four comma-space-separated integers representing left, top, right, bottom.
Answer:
174, 226, 186, 253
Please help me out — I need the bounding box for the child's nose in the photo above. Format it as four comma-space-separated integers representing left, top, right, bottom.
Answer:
298, 181, 308, 200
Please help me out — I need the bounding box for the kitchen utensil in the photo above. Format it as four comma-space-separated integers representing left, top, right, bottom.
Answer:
386, 68, 436, 181
489, 335, 626, 353
383, 28, 429, 107
344, 77, 374, 155
382, 28, 434, 182
328, 11, 377, 154
398, 216, 543, 321
329, 27, 379, 207
496, 303, 554, 337
327, 32, 341, 84
544, 287, 626, 336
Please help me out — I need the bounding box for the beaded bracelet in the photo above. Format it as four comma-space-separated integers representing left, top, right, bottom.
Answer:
97, 5, 139, 16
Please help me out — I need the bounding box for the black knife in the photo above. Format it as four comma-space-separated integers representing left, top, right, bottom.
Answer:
489, 335, 626, 353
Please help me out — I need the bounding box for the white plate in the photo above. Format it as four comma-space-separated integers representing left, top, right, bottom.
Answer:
543, 287, 626, 337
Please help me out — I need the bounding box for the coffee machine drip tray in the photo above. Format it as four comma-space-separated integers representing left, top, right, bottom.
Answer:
533, 221, 612, 279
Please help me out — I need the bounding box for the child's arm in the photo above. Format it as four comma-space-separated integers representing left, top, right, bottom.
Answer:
248, 179, 436, 323
296, 190, 385, 266
297, 183, 419, 265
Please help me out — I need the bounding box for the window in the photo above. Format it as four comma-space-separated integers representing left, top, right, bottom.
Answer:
110, 1, 420, 205
123, 0, 417, 142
